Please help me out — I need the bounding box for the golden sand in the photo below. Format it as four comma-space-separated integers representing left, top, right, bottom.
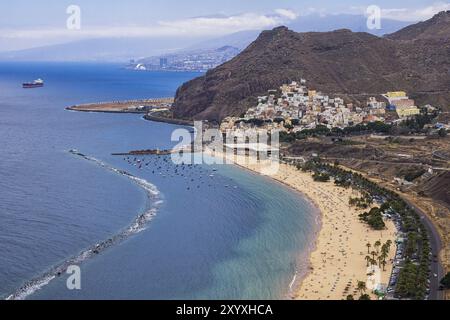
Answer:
208, 150, 397, 300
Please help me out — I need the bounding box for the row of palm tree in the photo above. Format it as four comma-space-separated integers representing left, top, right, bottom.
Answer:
366, 239, 392, 254
288, 157, 432, 299
365, 240, 392, 271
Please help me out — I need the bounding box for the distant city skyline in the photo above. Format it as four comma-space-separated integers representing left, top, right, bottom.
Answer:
0, 0, 448, 51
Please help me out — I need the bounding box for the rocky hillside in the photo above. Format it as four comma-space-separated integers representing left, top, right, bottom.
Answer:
173, 11, 450, 122
386, 10, 450, 40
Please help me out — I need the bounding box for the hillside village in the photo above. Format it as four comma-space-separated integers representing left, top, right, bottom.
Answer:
220, 80, 446, 133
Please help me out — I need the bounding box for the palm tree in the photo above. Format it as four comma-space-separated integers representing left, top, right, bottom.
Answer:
385, 240, 392, 252
381, 260, 387, 271
366, 242, 371, 254
377, 256, 384, 267
374, 240, 381, 253
357, 281, 367, 295
381, 244, 388, 257
365, 255, 371, 267
370, 258, 377, 267
371, 250, 377, 260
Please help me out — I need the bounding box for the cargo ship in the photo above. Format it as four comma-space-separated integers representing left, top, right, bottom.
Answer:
22, 79, 44, 88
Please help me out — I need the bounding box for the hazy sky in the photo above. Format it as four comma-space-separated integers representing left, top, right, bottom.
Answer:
0, 0, 448, 51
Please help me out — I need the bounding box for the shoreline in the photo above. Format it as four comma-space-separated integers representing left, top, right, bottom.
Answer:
206, 149, 397, 300
143, 113, 194, 126
226, 157, 324, 300
228, 158, 323, 300
66, 108, 146, 114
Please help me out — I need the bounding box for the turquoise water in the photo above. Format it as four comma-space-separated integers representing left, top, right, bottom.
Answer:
0, 62, 317, 299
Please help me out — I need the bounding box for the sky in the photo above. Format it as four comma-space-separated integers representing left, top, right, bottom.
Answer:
0, 0, 449, 51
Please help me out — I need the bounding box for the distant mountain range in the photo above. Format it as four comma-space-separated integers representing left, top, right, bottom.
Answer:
0, 14, 413, 62
0, 37, 202, 62
173, 11, 450, 122
286, 13, 411, 36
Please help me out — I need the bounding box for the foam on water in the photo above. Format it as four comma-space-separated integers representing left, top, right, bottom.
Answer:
6, 150, 162, 300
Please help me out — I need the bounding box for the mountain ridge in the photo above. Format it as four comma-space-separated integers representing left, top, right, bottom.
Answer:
386, 10, 450, 40
173, 12, 450, 122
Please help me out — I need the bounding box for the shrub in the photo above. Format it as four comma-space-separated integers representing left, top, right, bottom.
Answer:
359, 207, 386, 230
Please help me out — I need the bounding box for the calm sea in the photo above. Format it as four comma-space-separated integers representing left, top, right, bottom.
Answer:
0, 62, 317, 299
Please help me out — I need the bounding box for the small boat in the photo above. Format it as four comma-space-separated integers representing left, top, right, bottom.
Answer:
23, 79, 44, 88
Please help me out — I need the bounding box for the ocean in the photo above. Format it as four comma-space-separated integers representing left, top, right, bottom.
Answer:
0, 62, 317, 299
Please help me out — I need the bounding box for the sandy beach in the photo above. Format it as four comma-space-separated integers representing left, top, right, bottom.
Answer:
208, 149, 397, 300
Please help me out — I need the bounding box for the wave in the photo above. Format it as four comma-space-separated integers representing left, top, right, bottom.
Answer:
6, 150, 162, 300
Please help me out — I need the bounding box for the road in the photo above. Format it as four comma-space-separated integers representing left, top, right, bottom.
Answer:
400, 197, 444, 300
433, 150, 450, 161
321, 156, 450, 171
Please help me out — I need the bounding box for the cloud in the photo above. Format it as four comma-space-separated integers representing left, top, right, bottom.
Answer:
399, 2, 450, 20
274, 9, 299, 20
0, 9, 297, 41
158, 11, 295, 33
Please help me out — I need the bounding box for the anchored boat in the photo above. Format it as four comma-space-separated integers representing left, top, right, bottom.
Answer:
23, 79, 44, 88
